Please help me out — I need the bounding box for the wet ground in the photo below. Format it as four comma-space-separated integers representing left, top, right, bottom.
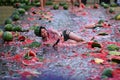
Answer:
0, 6, 120, 80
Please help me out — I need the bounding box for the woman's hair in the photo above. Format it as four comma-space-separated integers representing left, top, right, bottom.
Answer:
34, 26, 46, 37
39, 26, 46, 37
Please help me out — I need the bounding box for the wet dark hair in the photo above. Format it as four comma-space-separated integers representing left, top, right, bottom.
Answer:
39, 26, 49, 41
39, 26, 46, 37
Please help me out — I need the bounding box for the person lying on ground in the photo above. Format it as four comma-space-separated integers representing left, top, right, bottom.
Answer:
34, 26, 86, 47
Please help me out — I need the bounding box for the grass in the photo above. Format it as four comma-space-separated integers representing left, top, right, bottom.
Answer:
0, 6, 15, 25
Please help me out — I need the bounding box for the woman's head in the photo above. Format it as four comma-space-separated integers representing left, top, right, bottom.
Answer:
34, 26, 48, 38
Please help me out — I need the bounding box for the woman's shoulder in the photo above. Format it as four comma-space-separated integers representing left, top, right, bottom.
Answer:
48, 28, 59, 34
47, 28, 53, 33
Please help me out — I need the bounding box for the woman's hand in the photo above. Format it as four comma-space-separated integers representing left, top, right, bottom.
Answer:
59, 36, 64, 43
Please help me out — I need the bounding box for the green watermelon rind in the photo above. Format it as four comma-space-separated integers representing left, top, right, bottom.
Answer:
115, 14, 120, 20
12, 25, 22, 32
4, 24, 13, 31
101, 68, 113, 78
103, 4, 109, 9
5, 18, 12, 24
109, 8, 115, 13
17, 8, 26, 14
12, 14, 20, 21
107, 44, 119, 51
34, 26, 40, 36
3, 31, 13, 41
53, 4, 59, 10
63, 5, 68, 10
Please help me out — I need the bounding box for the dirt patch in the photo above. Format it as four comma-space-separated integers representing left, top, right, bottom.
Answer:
0, 6, 15, 25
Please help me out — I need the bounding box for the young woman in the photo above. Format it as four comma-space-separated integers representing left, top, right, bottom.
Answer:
39, 0, 46, 10
34, 26, 85, 47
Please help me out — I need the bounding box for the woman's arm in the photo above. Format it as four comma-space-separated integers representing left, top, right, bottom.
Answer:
49, 29, 62, 37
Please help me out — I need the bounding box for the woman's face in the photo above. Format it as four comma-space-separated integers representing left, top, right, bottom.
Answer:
41, 28, 48, 38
